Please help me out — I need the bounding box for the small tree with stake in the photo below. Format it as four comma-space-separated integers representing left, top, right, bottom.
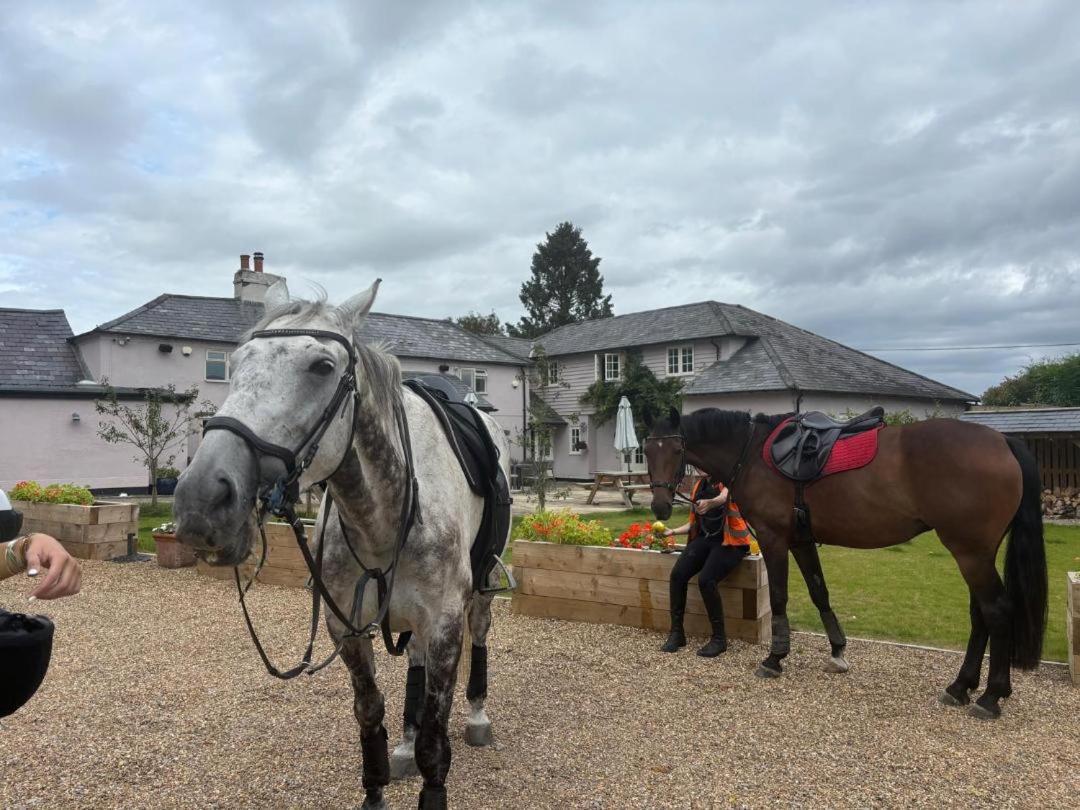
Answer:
95, 383, 216, 508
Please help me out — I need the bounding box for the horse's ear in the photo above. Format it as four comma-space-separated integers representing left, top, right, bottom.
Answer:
668, 406, 681, 428
264, 279, 290, 311
338, 278, 381, 328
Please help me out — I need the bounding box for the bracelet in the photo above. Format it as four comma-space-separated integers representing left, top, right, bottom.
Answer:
3, 535, 29, 575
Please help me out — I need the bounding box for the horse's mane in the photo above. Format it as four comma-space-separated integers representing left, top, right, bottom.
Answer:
680, 408, 792, 443
248, 295, 402, 396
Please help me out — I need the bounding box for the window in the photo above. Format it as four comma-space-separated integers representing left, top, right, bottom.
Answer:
634, 445, 645, 465
569, 425, 584, 455
530, 430, 554, 461
542, 360, 560, 386
455, 367, 486, 394
667, 345, 694, 375
603, 352, 621, 381
206, 350, 229, 382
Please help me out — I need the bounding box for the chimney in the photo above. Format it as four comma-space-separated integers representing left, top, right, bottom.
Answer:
233, 250, 284, 303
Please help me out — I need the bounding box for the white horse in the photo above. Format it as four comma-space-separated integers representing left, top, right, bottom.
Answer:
174, 279, 507, 810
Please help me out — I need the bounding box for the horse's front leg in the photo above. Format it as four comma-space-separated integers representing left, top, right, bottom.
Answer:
756, 530, 791, 678
464, 590, 495, 746
790, 542, 850, 673
390, 639, 425, 779
339, 636, 391, 810
415, 608, 465, 810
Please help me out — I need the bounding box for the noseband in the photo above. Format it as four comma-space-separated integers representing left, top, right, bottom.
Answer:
645, 415, 758, 502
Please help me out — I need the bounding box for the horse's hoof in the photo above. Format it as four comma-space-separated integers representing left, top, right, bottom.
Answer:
754, 664, 782, 679
824, 655, 850, 674
939, 690, 968, 707
465, 720, 494, 747
968, 703, 1000, 720
361, 796, 388, 810
390, 749, 419, 780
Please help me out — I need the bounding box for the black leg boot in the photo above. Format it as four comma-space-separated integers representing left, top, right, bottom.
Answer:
661, 581, 688, 652
697, 587, 728, 657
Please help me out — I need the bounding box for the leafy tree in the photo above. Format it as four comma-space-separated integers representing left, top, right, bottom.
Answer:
96, 383, 216, 507
515, 349, 571, 511
983, 353, 1080, 406
450, 311, 504, 336
507, 221, 613, 338
579, 350, 684, 439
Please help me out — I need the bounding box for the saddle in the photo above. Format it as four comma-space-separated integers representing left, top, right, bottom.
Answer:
766, 407, 885, 482
403, 379, 513, 592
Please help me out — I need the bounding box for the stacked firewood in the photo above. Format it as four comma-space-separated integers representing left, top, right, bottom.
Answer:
1042, 488, 1080, 518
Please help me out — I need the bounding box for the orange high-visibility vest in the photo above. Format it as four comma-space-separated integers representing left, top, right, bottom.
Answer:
688, 477, 751, 547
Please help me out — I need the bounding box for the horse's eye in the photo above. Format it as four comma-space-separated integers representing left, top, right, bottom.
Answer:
309, 358, 335, 376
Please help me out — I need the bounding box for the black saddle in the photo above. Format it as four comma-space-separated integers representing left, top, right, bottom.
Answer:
769, 406, 884, 482
403, 379, 513, 592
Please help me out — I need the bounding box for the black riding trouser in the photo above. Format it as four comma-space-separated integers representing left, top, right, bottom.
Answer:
669, 540, 749, 616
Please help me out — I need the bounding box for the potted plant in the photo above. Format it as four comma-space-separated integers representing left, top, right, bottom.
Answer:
155, 466, 181, 497
152, 521, 196, 568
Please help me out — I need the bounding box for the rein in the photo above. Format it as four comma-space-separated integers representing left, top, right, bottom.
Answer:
202, 328, 420, 679
646, 414, 758, 505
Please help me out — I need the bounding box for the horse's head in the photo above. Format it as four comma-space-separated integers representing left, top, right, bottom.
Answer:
173, 279, 381, 564
643, 406, 685, 522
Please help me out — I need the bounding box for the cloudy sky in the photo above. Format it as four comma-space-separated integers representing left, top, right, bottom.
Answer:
2, 1, 1078, 397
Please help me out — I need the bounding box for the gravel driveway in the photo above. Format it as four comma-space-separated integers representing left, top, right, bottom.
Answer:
1, 562, 1077, 808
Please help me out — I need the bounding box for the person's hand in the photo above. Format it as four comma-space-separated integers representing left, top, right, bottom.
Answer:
693, 499, 714, 515
663, 529, 674, 537
24, 534, 82, 600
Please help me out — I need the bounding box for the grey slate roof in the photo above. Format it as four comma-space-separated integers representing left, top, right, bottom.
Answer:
362, 314, 524, 365
84, 294, 265, 343
529, 391, 567, 426
78, 294, 526, 365
959, 408, 1080, 434
0, 308, 89, 392
474, 334, 533, 361
534, 301, 975, 402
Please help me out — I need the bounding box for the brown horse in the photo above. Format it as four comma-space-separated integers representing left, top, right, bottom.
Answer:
643, 407, 1047, 719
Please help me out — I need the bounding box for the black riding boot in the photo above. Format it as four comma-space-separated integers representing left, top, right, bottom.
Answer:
661, 582, 688, 652
697, 587, 727, 657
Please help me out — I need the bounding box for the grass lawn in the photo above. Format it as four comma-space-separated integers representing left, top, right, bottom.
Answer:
510, 508, 1079, 662
136, 503, 174, 553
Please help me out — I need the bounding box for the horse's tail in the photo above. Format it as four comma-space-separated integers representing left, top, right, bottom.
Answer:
1004, 436, 1047, 670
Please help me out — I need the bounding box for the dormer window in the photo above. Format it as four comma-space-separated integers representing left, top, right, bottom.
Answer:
667, 345, 694, 376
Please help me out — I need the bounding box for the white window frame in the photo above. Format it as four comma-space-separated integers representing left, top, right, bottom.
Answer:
603, 352, 622, 382
543, 360, 560, 387
205, 350, 229, 382
667, 345, 694, 376
569, 425, 583, 455
455, 367, 486, 395
633, 445, 645, 466
531, 430, 554, 462
473, 369, 487, 394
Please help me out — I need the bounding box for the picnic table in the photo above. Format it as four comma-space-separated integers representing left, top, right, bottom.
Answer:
585, 470, 652, 508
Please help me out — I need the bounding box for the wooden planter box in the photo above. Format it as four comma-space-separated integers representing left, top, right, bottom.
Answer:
196, 522, 310, 588
1068, 571, 1079, 686
12, 500, 139, 560
511, 541, 771, 644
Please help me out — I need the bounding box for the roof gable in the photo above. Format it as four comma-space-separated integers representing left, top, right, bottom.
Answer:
0, 308, 88, 392
960, 408, 1080, 433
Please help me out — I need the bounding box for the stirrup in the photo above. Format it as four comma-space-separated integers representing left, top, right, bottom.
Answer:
478, 553, 517, 594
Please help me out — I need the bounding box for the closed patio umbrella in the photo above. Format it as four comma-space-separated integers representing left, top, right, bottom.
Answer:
613, 396, 639, 475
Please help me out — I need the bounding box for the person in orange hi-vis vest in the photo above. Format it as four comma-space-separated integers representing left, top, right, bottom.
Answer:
659, 474, 751, 657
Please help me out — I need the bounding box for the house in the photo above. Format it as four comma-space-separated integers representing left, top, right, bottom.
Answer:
961, 407, 1080, 491
529, 301, 975, 478
0, 308, 183, 491
61, 255, 531, 487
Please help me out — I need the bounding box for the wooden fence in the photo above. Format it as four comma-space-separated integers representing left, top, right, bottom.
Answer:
1020, 435, 1080, 491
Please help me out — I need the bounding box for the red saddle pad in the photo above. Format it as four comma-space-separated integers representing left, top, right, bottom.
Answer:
763, 417, 883, 479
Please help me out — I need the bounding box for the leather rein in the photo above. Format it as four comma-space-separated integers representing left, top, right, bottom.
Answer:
202, 328, 420, 680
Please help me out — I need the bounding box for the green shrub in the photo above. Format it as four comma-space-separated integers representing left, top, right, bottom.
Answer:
512, 511, 613, 546
11, 480, 94, 505
139, 502, 173, 518
156, 466, 181, 479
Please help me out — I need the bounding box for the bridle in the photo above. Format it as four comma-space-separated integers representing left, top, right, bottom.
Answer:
201, 328, 420, 679
645, 414, 759, 503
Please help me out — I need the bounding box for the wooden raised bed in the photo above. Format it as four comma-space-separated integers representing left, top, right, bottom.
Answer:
196, 522, 310, 588
511, 541, 771, 644
1068, 571, 1079, 686
12, 500, 139, 560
